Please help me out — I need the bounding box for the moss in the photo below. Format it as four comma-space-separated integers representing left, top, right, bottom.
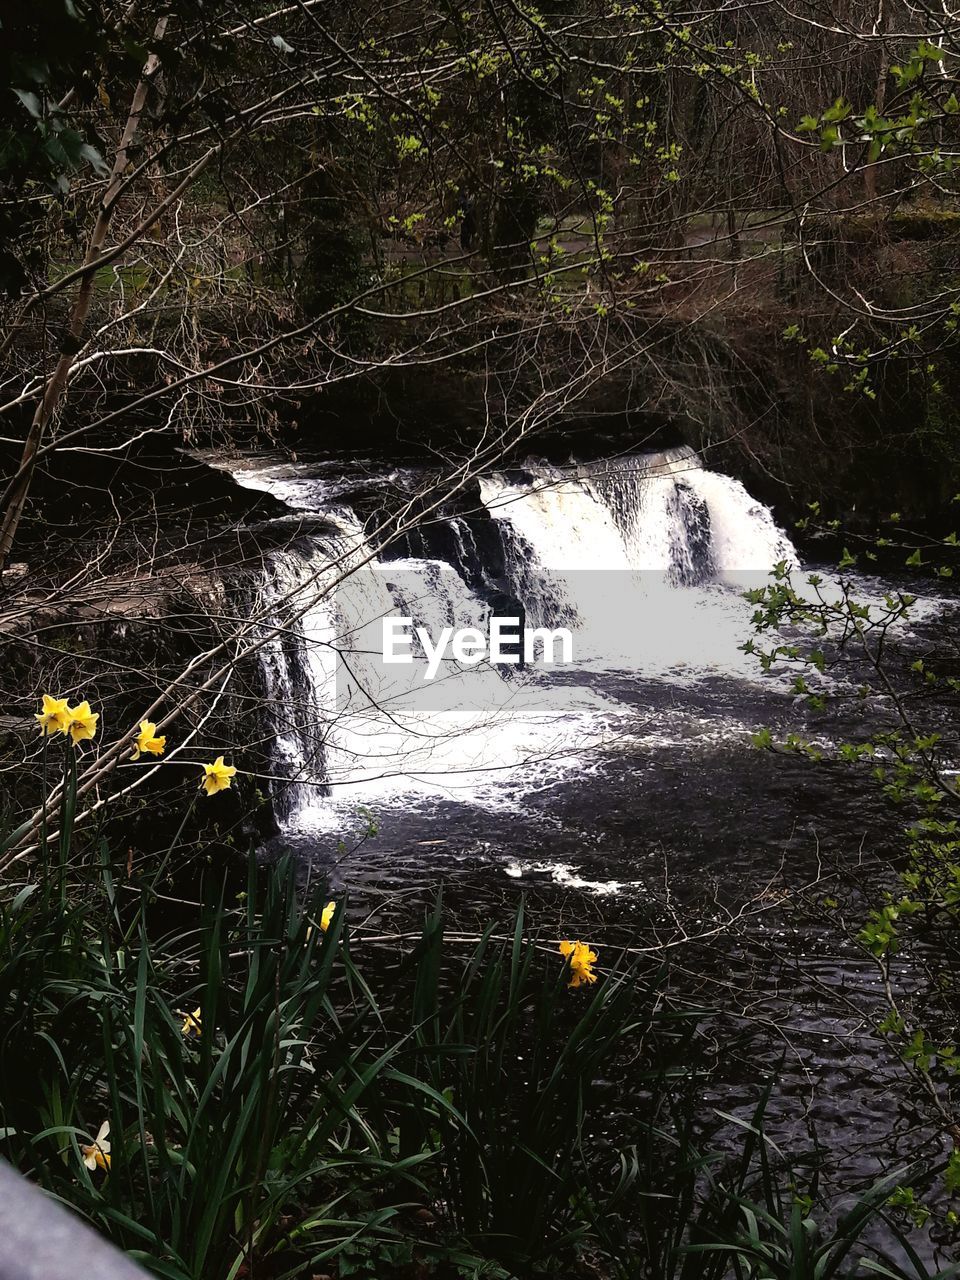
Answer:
805, 208, 960, 244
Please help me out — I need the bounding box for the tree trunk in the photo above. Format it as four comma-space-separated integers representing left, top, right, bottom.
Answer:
864, 0, 890, 204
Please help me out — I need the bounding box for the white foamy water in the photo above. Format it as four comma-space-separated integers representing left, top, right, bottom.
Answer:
233, 448, 940, 830
256, 533, 630, 827
478, 449, 797, 679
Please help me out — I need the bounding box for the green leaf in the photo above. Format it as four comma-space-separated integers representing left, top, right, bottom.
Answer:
13, 88, 43, 119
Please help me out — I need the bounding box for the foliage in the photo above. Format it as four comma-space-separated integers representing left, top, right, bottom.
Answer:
682, 1090, 957, 1280
0, 845, 419, 1278
0, 0, 109, 292
745, 521, 960, 1223
401, 902, 691, 1267
0, 735, 952, 1278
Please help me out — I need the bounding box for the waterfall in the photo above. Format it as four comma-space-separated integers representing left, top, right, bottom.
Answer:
475, 449, 796, 656
478, 447, 795, 583
258, 516, 519, 823
239, 448, 798, 826
257, 505, 378, 827
258, 549, 331, 827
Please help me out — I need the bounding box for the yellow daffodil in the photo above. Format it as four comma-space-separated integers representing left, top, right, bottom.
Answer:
201, 756, 237, 795
65, 700, 99, 744
559, 939, 599, 989
305, 901, 337, 945
181, 1007, 201, 1039
81, 1120, 111, 1172
35, 694, 70, 736
132, 720, 166, 759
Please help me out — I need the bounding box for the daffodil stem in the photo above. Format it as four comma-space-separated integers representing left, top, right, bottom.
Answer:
57, 740, 77, 909
119, 793, 199, 950
147, 792, 200, 896
39, 734, 49, 886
